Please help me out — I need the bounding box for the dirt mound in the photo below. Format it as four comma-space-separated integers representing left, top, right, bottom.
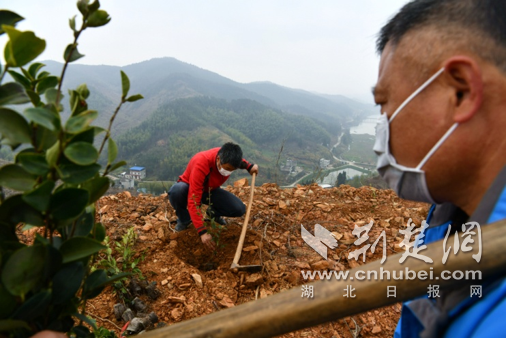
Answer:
19, 182, 430, 337
173, 224, 272, 271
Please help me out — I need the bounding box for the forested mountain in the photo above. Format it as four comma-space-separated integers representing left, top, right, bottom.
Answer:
317, 93, 378, 118
116, 97, 336, 182
38, 57, 369, 135
3, 57, 375, 184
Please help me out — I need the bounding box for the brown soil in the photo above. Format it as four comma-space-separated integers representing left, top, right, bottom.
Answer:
173, 225, 271, 272
20, 181, 430, 337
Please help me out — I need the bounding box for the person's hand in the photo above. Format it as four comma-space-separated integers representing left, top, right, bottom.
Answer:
31, 331, 66, 338
201, 233, 216, 251
249, 164, 259, 175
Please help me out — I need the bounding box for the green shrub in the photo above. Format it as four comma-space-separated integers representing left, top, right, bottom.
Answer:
96, 228, 146, 302
0, 1, 143, 337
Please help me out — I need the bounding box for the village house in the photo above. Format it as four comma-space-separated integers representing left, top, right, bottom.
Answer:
127, 166, 146, 180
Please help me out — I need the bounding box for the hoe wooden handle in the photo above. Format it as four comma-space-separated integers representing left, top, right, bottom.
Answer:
231, 173, 256, 267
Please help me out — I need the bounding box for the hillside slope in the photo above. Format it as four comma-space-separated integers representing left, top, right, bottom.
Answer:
51, 182, 429, 337
115, 97, 338, 183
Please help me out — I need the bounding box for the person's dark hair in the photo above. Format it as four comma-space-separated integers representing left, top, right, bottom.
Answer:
377, 0, 506, 72
218, 142, 243, 168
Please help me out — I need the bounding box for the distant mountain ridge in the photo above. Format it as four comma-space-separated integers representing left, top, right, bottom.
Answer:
38, 57, 374, 135
3, 57, 377, 183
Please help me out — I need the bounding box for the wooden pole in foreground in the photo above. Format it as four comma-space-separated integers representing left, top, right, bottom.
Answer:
142, 219, 506, 338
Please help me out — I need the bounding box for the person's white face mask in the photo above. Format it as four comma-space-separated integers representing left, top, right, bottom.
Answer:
217, 157, 233, 176
373, 67, 459, 203
218, 167, 233, 177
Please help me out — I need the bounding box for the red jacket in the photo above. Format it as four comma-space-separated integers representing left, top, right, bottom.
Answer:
178, 147, 253, 234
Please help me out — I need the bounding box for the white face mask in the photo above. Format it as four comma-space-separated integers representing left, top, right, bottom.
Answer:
373, 67, 459, 203
217, 157, 233, 176
218, 167, 233, 177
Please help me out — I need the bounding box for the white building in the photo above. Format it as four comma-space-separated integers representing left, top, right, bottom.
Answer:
320, 158, 330, 169
120, 178, 135, 189
129, 166, 146, 180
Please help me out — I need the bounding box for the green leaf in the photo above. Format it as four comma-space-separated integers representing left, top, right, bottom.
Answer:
28, 62, 45, 79
93, 222, 106, 242
107, 137, 118, 164
26, 89, 41, 106
69, 90, 79, 114
1, 245, 45, 297
52, 262, 85, 305
68, 209, 94, 237
16, 152, 50, 175
45, 88, 63, 108
125, 94, 143, 102
0, 221, 17, 244
0, 82, 30, 105
7, 70, 30, 89
60, 237, 106, 263
83, 269, 107, 299
76, 83, 90, 99
82, 176, 109, 204
45, 140, 60, 167
42, 244, 62, 280
22, 180, 54, 212
60, 163, 100, 184
69, 15, 77, 32
93, 126, 106, 136
3, 26, 46, 67
73, 325, 91, 338
37, 71, 50, 79
86, 9, 110, 28
24, 107, 60, 131
105, 272, 131, 284
0, 11, 24, 34
12, 290, 51, 321
68, 89, 88, 116
0, 195, 44, 226
36, 75, 58, 95
64, 43, 85, 63
20, 67, 33, 81
0, 320, 30, 332
64, 142, 98, 165
34, 125, 58, 152
69, 128, 94, 144
120, 71, 130, 99
65, 110, 98, 134
0, 285, 17, 318
109, 160, 127, 173
49, 188, 89, 220
0, 164, 36, 191
73, 313, 97, 331
88, 0, 101, 12
77, 0, 89, 16
0, 108, 31, 144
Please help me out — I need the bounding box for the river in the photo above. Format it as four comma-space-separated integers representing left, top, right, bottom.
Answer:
320, 168, 365, 185
349, 115, 378, 136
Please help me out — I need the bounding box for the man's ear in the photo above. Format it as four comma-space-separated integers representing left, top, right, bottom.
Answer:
443, 56, 483, 123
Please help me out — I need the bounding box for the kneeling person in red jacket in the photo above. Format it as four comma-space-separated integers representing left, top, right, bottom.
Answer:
168, 142, 259, 250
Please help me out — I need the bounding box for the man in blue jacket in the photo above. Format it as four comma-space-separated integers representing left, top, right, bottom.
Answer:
372, 0, 506, 336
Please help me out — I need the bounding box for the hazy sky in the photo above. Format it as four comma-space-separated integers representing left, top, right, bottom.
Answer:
2, 1, 410, 103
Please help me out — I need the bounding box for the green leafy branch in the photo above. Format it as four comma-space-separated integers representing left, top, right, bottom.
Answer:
0, 2, 143, 337
99, 70, 143, 177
